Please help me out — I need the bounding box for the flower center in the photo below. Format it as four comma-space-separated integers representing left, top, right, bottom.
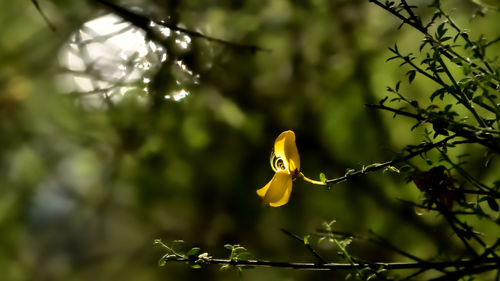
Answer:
276, 158, 285, 170
270, 151, 286, 172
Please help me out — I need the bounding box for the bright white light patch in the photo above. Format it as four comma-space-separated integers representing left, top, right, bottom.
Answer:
165, 89, 190, 101
57, 12, 195, 107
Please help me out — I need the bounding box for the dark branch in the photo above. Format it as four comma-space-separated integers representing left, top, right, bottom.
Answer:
280, 228, 327, 264
366, 104, 500, 153
369, 0, 497, 82
484, 36, 500, 48
428, 264, 500, 281
93, 0, 270, 53
165, 256, 500, 271
32, 0, 57, 32
325, 135, 457, 184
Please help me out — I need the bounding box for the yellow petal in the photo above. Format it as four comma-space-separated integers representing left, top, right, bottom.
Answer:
274, 130, 300, 173
256, 171, 293, 207
256, 179, 271, 198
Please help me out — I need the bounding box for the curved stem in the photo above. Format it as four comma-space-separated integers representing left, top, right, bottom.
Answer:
299, 173, 326, 186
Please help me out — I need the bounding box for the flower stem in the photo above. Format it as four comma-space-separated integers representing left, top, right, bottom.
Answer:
299, 173, 326, 186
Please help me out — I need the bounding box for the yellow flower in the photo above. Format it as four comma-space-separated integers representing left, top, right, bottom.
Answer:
257, 130, 300, 207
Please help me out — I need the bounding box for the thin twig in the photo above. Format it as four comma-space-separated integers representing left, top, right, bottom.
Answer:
441, 209, 479, 257
93, 0, 270, 53
433, 51, 487, 127
397, 199, 495, 216
368, 0, 427, 34
437, 5, 494, 73
436, 146, 495, 193
449, 212, 498, 258
428, 264, 500, 281
369, 231, 432, 264
367, 104, 500, 135
164, 256, 500, 271
484, 36, 500, 48
325, 135, 457, 184
369, 0, 498, 84
366, 104, 500, 153
280, 228, 327, 264
479, 239, 500, 260
31, 0, 57, 32
389, 46, 500, 116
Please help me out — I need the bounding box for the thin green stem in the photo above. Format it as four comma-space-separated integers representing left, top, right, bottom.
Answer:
325, 135, 457, 184
154, 240, 186, 260
299, 173, 326, 185
331, 236, 370, 278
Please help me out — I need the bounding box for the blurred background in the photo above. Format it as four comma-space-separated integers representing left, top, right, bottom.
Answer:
1, 0, 499, 280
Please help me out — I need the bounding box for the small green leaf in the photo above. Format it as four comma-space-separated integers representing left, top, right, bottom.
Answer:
451, 57, 462, 64
472, 96, 483, 104
407, 70, 416, 83
318, 237, 326, 244
303, 235, 311, 245
386, 56, 399, 62
319, 173, 326, 183
363, 163, 382, 172
399, 165, 412, 173
158, 255, 168, 267
430, 88, 446, 101
436, 23, 447, 38
440, 36, 452, 42
237, 252, 251, 260
344, 168, 356, 176
187, 247, 201, 257
493, 180, 500, 189
191, 264, 202, 269
379, 96, 388, 105
487, 197, 499, 212
383, 166, 400, 174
